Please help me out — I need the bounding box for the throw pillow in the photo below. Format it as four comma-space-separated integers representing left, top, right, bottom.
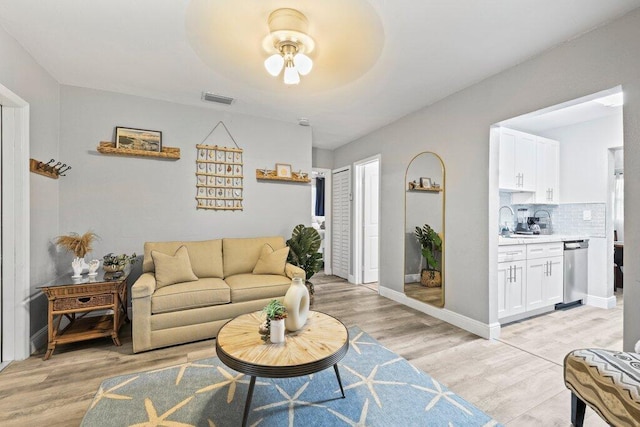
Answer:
252, 244, 289, 275
152, 245, 198, 289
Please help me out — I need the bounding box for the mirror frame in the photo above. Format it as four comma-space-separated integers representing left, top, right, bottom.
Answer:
403, 151, 446, 307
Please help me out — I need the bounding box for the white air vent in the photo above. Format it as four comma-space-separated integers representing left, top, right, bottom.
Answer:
201, 92, 234, 105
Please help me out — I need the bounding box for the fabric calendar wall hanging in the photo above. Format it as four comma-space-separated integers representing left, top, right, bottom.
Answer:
195, 122, 243, 211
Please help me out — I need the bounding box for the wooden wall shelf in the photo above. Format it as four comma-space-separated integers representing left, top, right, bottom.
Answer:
256, 169, 310, 183
408, 187, 443, 193
97, 141, 180, 160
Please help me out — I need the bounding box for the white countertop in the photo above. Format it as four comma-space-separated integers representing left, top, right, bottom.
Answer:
498, 234, 589, 246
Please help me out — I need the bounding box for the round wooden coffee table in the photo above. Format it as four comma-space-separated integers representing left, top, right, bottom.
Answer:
216, 310, 349, 427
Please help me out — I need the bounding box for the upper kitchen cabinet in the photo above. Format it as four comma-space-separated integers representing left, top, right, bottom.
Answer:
535, 137, 560, 204
499, 127, 536, 192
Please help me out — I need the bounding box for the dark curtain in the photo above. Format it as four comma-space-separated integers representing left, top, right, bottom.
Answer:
315, 177, 325, 216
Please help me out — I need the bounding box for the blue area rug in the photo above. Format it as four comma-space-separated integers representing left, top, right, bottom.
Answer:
82, 327, 500, 426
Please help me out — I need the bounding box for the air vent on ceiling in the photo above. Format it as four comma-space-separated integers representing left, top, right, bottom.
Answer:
201, 92, 234, 105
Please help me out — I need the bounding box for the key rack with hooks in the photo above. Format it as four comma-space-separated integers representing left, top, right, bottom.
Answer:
29, 158, 71, 179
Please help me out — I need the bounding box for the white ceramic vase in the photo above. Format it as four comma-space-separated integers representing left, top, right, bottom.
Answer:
270, 318, 286, 344
284, 276, 310, 332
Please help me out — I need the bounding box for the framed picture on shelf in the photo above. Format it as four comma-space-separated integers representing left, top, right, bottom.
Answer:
276, 163, 292, 178
115, 127, 162, 152
420, 177, 432, 188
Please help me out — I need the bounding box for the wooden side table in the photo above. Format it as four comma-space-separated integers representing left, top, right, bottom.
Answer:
39, 270, 129, 360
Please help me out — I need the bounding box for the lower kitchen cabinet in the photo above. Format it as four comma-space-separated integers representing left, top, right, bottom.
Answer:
526, 256, 564, 311
498, 241, 564, 322
498, 260, 526, 318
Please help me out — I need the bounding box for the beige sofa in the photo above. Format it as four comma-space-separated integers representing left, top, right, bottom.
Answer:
131, 236, 304, 353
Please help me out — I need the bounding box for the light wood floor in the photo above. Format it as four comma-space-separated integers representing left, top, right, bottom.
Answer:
0, 277, 622, 426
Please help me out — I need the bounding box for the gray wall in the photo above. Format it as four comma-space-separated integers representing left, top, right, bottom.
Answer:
334, 9, 640, 350
58, 86, 312, 275
312, 147, 334, 169
0, 25, 60, 335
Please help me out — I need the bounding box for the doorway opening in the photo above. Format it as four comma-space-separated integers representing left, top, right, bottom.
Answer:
489, 85, 624, 338
354, 155, 380, 291
311, 168, 332, 275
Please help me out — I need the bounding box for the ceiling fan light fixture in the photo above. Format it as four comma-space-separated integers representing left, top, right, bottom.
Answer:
263, 8, 314, 85
264, 54, 284, 76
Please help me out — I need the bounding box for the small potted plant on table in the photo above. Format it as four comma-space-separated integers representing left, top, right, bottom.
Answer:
261, 300, 287, 344
414, 224, 443, 287
102, 253, 137, 273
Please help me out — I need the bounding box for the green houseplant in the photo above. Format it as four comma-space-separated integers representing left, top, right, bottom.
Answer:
414, 224, 443, 287
261, 299, 287, 343
286, 224, 323, 298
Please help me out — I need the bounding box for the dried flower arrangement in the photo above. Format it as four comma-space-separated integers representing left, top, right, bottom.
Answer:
55, 231, 99, 258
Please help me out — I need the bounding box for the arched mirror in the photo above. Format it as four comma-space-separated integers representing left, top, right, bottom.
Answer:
404, 152, 445, 307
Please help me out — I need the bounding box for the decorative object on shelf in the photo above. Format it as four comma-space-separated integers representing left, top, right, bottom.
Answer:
284, 276, 310, 331
262, 299, 287, 343
256, 168, 311, 183
56, 231, 99, 275
415, 224, 443, 287
263, 8, 315, 85
97, 141, 180, 160
195, 121, 243, 211
276, 163, 292, 178
286, 224, 323, 305
408, 180, 418, 190
115, 127, 162, 152
102, 253, 137, 272
30, 158, 71, 179
420, 177, 432, 189
87, 259, 100, 276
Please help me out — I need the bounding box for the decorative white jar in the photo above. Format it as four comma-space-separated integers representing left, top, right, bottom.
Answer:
270, 318, 286, 343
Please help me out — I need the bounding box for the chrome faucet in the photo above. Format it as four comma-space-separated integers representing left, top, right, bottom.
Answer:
534, 209, 553, 234
499, 206, 515, 235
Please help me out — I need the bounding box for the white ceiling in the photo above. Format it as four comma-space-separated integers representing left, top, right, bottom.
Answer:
1, 0, 639, 149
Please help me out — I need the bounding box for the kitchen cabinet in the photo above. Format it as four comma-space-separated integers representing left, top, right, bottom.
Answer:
497, 245, 526, 319
499, 128, 536, 192
498, 242, 564, 321
535, 137, 560, 204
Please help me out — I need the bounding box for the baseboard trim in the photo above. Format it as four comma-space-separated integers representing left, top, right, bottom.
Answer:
586, 294, 617, 309
404, 274, 420, 283
379, 287, 500, 339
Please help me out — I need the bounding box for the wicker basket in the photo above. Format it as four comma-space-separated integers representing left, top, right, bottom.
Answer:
103, 264, 125, 273
420, 270, 442, 287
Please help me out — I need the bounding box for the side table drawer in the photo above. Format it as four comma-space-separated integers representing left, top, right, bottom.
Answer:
53, 293, 114, 311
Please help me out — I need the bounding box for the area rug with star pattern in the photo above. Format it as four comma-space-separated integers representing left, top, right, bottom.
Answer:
81, 326, 501, 426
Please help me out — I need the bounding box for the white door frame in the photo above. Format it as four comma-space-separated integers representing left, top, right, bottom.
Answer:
1, 83, 31, 363
353, 155, 381, 286
312, 168, 332, 275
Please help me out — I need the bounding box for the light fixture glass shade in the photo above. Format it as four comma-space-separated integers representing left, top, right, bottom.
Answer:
283, 65, 300, 84
264, 54, 284, 76
294, 53, 313, 75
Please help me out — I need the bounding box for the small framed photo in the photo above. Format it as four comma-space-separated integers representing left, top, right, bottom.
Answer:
276, 163, 292, 178
115, 127, 162, 152
420, 177, 432, 188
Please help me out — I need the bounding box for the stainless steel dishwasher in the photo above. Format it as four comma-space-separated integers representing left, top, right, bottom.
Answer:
557, 240, 589, 309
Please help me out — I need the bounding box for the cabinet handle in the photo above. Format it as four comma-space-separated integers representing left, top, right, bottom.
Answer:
508, 265, 513, 283
549, 261, 552, 276
551, 188, 554, 201
513, 266, 517, 282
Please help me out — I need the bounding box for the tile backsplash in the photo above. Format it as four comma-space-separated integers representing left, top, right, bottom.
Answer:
499, 192, 606, 238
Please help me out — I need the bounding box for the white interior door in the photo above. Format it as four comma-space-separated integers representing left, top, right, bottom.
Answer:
332, 167, 350, 280
363, 161, 379, 283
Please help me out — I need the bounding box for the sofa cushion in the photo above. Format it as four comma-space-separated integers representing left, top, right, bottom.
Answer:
224, 274, 291, 303
253, 244, 289, 275
223, 237, 285, 277
151, 278, 230, 314
152, 246, 199, 289
144, 239, 223, 278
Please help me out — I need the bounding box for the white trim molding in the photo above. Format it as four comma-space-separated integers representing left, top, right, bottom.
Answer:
586, 294, 617, 309
379, 287, 501, 339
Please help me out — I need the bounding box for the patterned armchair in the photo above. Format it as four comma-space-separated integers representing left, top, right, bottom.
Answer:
564, 348, 640, 426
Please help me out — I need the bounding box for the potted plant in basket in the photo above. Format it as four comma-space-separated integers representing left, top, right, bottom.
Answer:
414, 224, 443, 287
102, 252, 137, 273
261, 299, 287, 343
286, 224, 323, 303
